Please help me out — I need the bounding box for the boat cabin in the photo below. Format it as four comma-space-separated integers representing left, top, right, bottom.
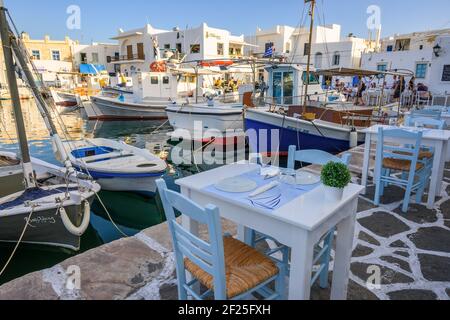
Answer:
132, 72, 197, 100
265, 64, 324, 106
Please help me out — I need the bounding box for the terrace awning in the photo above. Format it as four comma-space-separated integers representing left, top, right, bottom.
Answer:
315, 67, 414, 77
79, 64, 106, 75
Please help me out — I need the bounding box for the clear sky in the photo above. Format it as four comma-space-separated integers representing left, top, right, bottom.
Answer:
5, 0, 450, 43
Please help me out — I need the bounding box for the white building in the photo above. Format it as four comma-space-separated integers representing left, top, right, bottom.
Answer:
72, 42, 120, 74
361, 29, 450, 94
245, 24, 373, 85
110, 23, 253, 86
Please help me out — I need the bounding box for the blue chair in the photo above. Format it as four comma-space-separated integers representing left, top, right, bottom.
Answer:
374, 128, 431, 213
410, 117, 446, 130
156, 179, 285, 300
250, 147, 352, 289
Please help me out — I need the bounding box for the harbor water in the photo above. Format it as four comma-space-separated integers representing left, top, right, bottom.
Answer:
0, 99, 195, 285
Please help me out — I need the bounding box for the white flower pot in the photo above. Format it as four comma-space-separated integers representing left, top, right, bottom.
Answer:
324, 186, 344, 202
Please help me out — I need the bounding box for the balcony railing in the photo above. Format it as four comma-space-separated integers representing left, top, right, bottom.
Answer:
110, 54, 145, 62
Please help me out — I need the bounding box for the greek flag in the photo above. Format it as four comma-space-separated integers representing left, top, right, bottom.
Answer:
263, 46, 274, 58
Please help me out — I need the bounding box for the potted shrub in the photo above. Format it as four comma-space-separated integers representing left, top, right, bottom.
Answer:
321, 161, 352, 202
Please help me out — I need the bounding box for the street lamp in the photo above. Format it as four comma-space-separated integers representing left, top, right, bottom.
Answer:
433, 44, 442, 57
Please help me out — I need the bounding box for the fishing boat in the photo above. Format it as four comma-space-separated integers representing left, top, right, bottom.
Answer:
166, 101, 245, 134
0, 152, 100, 251
0, 3, 100, 251
62, 138, 167, 195
89, 94, 170, 120
89, 62, 199, 120
49, 89, 78, 107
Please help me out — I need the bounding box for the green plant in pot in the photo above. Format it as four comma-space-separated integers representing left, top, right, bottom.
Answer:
321, 161, 352, 202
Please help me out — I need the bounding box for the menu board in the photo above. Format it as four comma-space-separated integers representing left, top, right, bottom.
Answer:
442, 65, 450, 82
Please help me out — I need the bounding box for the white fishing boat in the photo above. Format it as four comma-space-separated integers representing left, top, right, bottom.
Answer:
89, 94, 169, 120
166, 100, 245, 134
62, 138, 167, 195
89, 67, 197, 120
49, 89, 78, 107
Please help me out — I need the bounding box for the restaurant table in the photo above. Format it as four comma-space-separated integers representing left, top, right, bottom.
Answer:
176, 162, 364, 300
361, 125, 450, 209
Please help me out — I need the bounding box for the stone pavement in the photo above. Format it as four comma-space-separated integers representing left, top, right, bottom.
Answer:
0, 153, 448, 300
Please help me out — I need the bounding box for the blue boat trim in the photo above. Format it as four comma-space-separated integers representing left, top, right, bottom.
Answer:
74, 166, 166, 179
245, 118, 355, 154
71, 146, 114, 159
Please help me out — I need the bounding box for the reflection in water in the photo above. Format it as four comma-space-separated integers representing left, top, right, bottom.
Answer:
0, 99, 178, 284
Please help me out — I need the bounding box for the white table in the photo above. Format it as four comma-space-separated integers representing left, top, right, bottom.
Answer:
176, 162, 364, 300
361, 125, 450, 209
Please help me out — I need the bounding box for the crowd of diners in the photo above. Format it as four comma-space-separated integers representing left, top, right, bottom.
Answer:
324, 75, 431, 106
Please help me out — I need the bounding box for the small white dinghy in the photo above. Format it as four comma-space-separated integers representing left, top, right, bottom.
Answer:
62, 138, 167, 195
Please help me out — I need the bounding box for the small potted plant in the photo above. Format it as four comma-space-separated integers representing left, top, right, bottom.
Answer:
321, 161, 352, 202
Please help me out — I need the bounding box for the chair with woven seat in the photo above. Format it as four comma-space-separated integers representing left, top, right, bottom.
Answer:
249, 147, 352, 290
402, 117, 446, 189
156, 179, 285, 300
374, 128, 431, 213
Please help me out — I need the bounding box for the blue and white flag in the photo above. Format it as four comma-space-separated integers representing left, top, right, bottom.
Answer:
263, 46, 274, 58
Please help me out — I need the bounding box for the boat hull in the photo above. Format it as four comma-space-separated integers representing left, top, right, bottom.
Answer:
90, 96, 168, 120
245, 109, 366, 155
0, 194, 94, 251
166, 104, 244, 134
96, 175, 162, 196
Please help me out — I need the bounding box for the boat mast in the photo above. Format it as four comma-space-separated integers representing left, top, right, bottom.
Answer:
4, 10, 71, 168
303, 0, 316, 109
0, 0, 35, 187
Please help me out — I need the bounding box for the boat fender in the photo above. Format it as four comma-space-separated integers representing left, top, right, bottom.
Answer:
349, 128, 358, 149
59, 201, 91, 236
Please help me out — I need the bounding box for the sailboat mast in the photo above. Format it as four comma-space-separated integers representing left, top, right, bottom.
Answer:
0, 0, 35, 187
303, 0, 316, 109
10, 34, 58, 136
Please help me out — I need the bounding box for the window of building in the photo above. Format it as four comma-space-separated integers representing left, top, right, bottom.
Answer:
190, 44, 201, 54
80, 52, 87, 63
314, 52, 323, 69
217, 43, 224, 55
419, 45, 424, 50
151, 76, 159, 84
415, 63, 428, 79
395, 39, 411, 51
106, 56, 111, 63
164, 44, 171, 50
235, 48, 242, 56
304, 43, 310, 56
51, 50, 61, 61
31, 50, 40, 60
386, 45, 393, 52
285, 42, 291, 54
162, 76, 170, 84
377, 64, 387, 72
332, 52, 340, 66
176, 43, 182, 53
92, 53, 99, 63
442, 65, 450, 82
